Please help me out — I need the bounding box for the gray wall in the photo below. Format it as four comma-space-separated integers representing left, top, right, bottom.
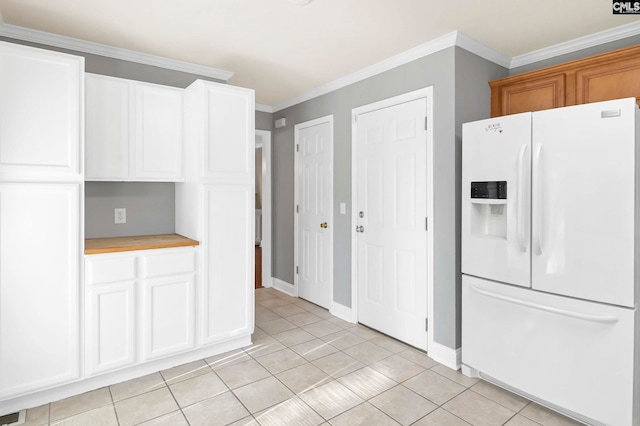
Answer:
256, 111, 273, 131
85, 182, 175, 238
271, 46, 507, 350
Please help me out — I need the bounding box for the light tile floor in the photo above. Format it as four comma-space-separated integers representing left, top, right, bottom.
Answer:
18, 288, 583, 426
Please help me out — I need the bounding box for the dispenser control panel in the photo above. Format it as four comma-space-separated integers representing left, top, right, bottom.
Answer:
471, 181, 507, 199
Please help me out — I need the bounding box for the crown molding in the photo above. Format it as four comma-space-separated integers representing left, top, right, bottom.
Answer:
455, 31, 511, 68
272, 31, 461, 112
510, 21, 640, 69
271, 31, 508, 112
0, 20, 234, 81
255, 103, 274, 113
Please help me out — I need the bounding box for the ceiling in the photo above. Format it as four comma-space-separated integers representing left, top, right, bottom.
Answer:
0, 0, 638, 106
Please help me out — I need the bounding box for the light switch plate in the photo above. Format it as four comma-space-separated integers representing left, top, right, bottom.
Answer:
340, 203, 346, 215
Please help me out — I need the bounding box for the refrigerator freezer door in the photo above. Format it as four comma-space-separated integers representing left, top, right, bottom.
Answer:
462, 113, 532, 287
532, 98, 636, 307
462, 275, 636, 426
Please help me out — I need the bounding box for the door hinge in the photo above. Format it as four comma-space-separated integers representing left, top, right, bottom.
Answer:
425, 318, 429, 331
296, 204, 299, 213
424, 116, 428, 130
296, 144, 299, 152
425, 217, 428, 231
296, 266, 299, 274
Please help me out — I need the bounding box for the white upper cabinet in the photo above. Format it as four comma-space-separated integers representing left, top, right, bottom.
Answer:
85, 74, 184, 182
184, 81, 254, 183
85, 74, 130, 180
135, 83, 183, 181
0, 42, 83, 180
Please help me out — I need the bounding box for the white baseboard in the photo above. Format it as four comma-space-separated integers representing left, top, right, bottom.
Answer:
428, 342, 462, 370
272, 278, 295, 296
330, 302, 356, 323
261, 277, 273, 288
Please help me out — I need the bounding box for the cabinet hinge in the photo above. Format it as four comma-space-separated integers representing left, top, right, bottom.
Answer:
296, 266, 299, 274
424, 116, 428, 130
425, 318, 429, 331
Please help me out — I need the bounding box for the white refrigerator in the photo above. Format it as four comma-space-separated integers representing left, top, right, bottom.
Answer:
461, 98, 639, 426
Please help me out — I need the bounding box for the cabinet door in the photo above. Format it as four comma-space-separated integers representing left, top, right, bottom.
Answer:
86, 281, 136, 376
0, 42, 82, 179
85, 74, 131, 180
0, 183, 79, 398
202, 184, 253, 343
135, 83, 183, 181
492, 74, 565, 117
202, 83, 254, 182
141, 275, 195, 360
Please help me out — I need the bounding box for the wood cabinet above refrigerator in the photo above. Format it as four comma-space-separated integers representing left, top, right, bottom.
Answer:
490, 44, 640, 117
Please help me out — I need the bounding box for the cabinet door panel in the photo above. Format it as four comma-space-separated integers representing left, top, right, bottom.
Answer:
0, 183, 79, 397
85, 74, 130, 180
86, 281, 136, 375
202, 185, 253, 343
576, 57, 640, 106
135, 83, 183, 181
203, 84, 254, 181
0, 42, 82, 178
142, 275, 195, 359
498, 74, 565, 116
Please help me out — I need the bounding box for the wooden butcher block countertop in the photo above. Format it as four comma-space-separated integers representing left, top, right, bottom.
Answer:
85, 234, 199, 255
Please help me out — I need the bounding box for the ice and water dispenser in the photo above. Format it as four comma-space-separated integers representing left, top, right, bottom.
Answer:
470, 181, 507, 239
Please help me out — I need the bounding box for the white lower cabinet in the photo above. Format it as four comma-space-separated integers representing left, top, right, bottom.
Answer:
141, 275, 195, 360
201, 184, 253, 343
0, 183, 80, 399
85, 247, 196, 377
86, 281, 136, 375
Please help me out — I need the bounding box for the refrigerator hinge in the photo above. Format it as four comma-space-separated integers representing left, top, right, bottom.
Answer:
424, 116, 428, 130
425, 318, 428, 331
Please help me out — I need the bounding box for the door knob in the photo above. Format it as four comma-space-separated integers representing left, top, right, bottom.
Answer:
320, 222, 328, 229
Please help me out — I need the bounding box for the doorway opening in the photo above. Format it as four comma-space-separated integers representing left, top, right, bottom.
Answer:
255, 130, 272, 289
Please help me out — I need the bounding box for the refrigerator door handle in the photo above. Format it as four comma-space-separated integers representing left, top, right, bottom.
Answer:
533, 144, 544, 255
516, 144, 528, 252
470, 284, 619, 324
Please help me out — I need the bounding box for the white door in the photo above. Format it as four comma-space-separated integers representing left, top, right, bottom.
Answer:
295, 116, 333, 309
355, 98, 427, 350
532, 98, 636, 307
461, 113, 532, 288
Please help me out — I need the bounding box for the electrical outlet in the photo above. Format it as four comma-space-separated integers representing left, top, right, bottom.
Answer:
114, 208, 126, 224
